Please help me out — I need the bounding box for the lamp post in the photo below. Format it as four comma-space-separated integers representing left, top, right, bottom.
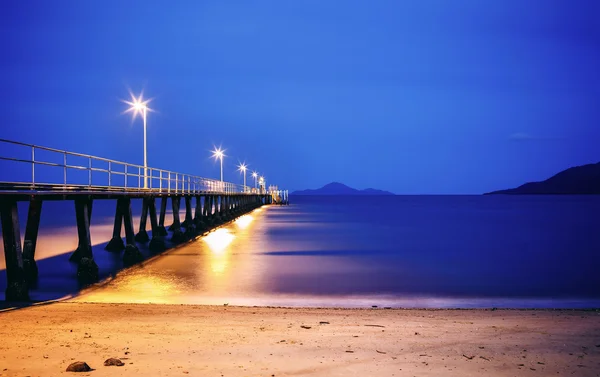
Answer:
237, 163, 247, 192
212, 147, 225, 182
252, 171, 258, 191
123, 92, 152, 189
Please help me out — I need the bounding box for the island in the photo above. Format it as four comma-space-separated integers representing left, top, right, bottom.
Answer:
291, 182, 395, 196
485, 162, 600, 195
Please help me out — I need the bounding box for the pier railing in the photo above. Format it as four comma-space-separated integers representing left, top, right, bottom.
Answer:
0, 138, 252, 194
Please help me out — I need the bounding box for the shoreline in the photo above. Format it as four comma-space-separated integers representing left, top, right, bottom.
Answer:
3, 299, 600, 313
1, 302, 599, 376
6, 288, 600, 311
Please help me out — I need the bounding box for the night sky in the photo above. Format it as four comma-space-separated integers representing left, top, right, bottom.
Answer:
1, 0, 598, 194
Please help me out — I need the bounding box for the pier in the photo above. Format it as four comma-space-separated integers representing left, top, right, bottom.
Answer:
0, 138, 288, 301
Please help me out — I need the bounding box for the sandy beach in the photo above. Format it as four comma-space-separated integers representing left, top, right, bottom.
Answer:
0, 303, 598, 376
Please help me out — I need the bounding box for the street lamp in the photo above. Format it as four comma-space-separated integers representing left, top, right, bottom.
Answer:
252, 171, 258, 190
237, 162, 248, 192
123, 91, 152, 189
211, 147, 225, 182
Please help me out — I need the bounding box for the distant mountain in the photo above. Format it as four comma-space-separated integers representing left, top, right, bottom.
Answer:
291, 182, 395, 196
485, 162, 600, 195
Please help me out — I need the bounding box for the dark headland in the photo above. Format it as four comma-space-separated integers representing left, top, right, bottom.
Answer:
291, 182, 395, 196
485, 162, 600, 195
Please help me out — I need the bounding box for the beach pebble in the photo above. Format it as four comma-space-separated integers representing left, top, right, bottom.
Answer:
66, 361, 92, 372
104, 358, 124, 367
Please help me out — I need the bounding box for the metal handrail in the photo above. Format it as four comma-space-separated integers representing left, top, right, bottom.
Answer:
0, 138, 254, 194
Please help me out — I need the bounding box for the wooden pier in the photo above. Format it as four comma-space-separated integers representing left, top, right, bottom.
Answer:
0, 139, 284, 301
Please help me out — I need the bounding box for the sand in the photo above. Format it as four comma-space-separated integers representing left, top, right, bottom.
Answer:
0, 303, 599, 376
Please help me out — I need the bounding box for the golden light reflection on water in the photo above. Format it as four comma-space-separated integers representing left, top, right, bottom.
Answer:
203, 228, 234, 254
203, 228, 235, 275
210, 252, 229, 275
74, 207, 269, 304
235, 214, 254, 229
75, 274, 179, 304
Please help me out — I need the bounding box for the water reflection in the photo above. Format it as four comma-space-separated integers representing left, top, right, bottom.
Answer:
235, 214, 253, 229
203, 228, 234, 275
203, 228, 234, 254
73, 207, 267, 304
39, 196, 600, 309
75, 273, 179, 304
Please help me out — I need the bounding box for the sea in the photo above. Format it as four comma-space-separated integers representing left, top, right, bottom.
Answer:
1, 195, 599, 308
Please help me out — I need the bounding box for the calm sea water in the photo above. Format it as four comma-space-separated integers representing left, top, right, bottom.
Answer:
1, 195, 599, 308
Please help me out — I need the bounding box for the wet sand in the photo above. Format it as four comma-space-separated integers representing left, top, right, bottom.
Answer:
0, 303, 599, 376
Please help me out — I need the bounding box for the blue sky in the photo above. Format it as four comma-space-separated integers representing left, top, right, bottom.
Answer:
1, 0, 598, 193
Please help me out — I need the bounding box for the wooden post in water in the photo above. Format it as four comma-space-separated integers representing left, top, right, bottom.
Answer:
157, 196, 168, 236
135, 198, 150, 243
185, 195, 193, 225
148, 197, 165, 252
194, 195, 204, 231
106, 199, 125, 252
226, 195, 232, 219
168, 195, 178, 231
223, 195, 229, 220
206, 195, 214, 226
22, 198, 42, 283
122, 197, 143, 266
212, 195, 218, 223
0, 200, 29, 301
170, 196, 184, 243
73, 197, 98, 282
222, 195, 229, 220
183, 195, 196, 238
181, 195, 190, 228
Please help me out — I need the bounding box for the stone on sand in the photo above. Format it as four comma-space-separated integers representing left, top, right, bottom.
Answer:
66, 361, 92, 372
104, 357, 125, 366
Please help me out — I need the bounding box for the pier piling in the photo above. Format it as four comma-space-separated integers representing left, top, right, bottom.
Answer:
183, 196, 196, 239
194, 195, 206, 232
122, 197, 143, 266
148, 197, 165, 252
106, 200, 126, 252
135, 198, 150, 243
204, 195, 214, 226
73, 197, 98, 282
170, 196, 184, 243
157, 196, 168, 236
23, 198, 42, 283
0, 200, 29, 301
